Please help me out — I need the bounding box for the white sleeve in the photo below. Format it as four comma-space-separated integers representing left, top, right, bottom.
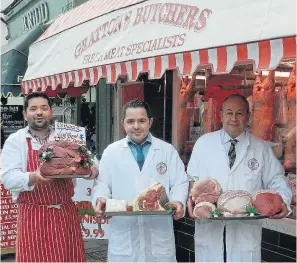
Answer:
1, 135, 35, 192
91, 149, 112, 208
262, 143, 293, 214
186, 138, 202, 181
168, 146, 188, 208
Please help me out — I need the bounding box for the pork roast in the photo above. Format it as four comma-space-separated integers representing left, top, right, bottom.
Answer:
253, 190, 284, 216
39, 141, 91, 177
193, 202, 216, 219
132, 183, 169, 211
217, 190, 253, 216
190, 178, 222, 204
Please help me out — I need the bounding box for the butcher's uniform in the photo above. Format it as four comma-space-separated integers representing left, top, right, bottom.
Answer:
92, 135, 188, 262
1, 127, 85, 262
187, 129, 292, 262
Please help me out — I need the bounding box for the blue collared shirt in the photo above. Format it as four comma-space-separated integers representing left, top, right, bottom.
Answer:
127, 134, 152, 167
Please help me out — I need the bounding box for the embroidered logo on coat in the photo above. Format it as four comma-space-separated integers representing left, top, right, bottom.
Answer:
156, 162, 167, 174
248, 158, 259, 170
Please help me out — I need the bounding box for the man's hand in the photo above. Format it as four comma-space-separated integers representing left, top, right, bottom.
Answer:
95, 198, 106, 218
28, 169, 52, 186
187, 198, 195, 218
187, 180, 195, 218
85, 166, 99, 180
166, 201, 184, 220
269, 203, 289, 219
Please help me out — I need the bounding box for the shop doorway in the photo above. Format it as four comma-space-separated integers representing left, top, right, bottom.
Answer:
121, 71, 173, 143
143, 71, 173, 143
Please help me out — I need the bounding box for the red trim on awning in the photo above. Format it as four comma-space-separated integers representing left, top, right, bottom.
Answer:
22, 36, 296, 95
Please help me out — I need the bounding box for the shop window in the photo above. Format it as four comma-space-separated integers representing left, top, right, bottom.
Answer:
78, 88, 97, 154
177, 62, 296, 219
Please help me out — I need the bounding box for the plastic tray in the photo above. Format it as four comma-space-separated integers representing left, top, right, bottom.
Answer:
196, 215, 269, 221
105, 210, 175, 216
43, 174, 90, 179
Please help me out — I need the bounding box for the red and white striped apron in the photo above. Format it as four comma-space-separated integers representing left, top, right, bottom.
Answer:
16, 138, 86, 262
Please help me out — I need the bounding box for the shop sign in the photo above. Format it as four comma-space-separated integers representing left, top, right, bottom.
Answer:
54, 121, 86, 145
74, 2, 212, 63
0, 184, 17, 251
22, 1, 49, 32
1, 105, 25, 130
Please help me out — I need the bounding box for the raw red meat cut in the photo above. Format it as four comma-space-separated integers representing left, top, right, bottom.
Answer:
284, 64, 296, 170
251, 71, 275, 141
190, 178, 222, 204
39, 141, 91, 177
193, 202, 216, 219
217, 190, 253, 216
253, 190, 284, 216
132, 183, 169, 211
178, 76, 195, 162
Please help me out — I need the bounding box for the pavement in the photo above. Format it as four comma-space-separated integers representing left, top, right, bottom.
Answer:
1, 239, 108, 262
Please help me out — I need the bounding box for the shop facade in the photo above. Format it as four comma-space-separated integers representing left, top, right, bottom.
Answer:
0, 0, 89, 255
21, 0, 296, 261
1, 0, 89, 136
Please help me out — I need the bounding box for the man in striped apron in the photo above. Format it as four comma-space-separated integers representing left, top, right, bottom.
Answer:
1, 92, 98, 262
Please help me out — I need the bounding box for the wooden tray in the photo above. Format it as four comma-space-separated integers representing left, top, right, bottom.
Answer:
105, 210, 175, 216
196, 215, 269, 221
43, 174, 90, 179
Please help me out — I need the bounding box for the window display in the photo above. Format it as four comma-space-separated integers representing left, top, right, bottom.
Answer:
177, 61, 296, 219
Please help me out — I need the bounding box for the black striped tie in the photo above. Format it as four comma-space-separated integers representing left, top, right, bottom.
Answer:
228, 139, 238, 169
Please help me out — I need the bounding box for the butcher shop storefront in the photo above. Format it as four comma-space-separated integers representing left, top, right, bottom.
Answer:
21, 0, 296, 261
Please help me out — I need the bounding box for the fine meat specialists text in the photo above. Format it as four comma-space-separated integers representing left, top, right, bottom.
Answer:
82, 33, 186, 65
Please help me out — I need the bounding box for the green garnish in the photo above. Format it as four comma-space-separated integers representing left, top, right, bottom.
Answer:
211, 209, 223, 217
246, 206, 259, 215
165, 205, 173, 212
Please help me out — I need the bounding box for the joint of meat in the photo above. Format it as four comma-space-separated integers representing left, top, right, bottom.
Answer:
253, 190, 284, 216
132, 183, 169, 211
39, 141, 81, 158
190, 178, 222, 204
251, 71, 275, 141
217, 190, 253, 216
40, 158, 90, 176
38, 141, 91, 177
193, 202, 216, 219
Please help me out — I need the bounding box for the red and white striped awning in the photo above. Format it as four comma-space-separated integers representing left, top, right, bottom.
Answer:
22, 36, 296, 95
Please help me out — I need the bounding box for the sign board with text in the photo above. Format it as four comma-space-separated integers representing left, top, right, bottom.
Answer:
1, 105, 24, 130
73, 180, 109, 239
55, 121, 86, 145
0, 184, 17, 254
23, 0, 295, 81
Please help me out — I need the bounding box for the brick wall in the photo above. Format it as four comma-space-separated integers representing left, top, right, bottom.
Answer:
262, 228, 296, 262
174, 216, 296, 262
174, 214, 195, 262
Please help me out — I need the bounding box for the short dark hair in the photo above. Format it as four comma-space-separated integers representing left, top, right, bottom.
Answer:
221, 94, 250, 114
24, 92, 52, 111
122, 99, 152, 119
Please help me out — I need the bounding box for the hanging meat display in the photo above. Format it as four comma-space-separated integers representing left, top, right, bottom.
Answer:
251, 71, 275, 141
272, 86, 288, 159
177, 76, 196, 162
284, 63, 296, 171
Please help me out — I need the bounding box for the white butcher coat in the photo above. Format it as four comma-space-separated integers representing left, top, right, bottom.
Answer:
187, 129, 292, 262
92, 136, 188, 262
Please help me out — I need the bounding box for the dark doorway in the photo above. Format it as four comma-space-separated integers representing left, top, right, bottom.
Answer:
143, 71, 173, 143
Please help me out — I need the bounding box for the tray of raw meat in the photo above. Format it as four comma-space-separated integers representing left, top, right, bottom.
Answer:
105, 184, 175, 216
189, 178, 283, 220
